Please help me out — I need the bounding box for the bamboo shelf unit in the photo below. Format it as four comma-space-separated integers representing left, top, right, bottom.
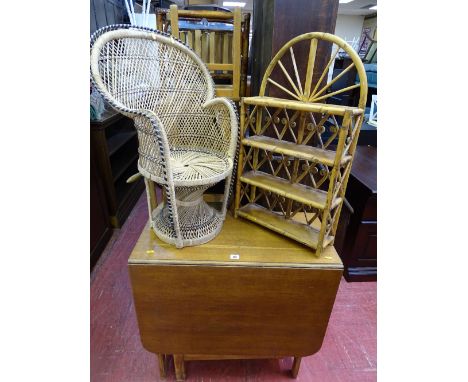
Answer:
234, 32, 368, 257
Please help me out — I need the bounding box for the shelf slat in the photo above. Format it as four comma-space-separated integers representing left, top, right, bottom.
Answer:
243, 96, 364, 116
242, 135, 351, 167
240, 171, 342, 210
112, 152, 139, 182
108, 131, 137, 156
237, 203, 334, 250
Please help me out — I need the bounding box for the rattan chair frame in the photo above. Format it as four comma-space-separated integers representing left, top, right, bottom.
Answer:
91, 24, 239, 248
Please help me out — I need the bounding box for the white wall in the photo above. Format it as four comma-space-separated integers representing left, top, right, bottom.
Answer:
334, 14, 365, 49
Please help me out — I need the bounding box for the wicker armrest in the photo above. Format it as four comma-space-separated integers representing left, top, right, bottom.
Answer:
120, 108, 173, 176
202, 97, 239, 161
123, 109, 171, 152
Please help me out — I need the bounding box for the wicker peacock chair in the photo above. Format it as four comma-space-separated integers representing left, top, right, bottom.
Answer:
90, 25, 239, 248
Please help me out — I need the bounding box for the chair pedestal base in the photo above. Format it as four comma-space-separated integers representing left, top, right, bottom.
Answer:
151, 184, 225, 247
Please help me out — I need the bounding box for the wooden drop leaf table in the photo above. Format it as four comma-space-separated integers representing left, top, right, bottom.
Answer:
128, 214, 343, 380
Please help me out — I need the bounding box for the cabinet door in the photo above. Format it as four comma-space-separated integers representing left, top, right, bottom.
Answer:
91, 151, 112, 269
350, 222, 377, 266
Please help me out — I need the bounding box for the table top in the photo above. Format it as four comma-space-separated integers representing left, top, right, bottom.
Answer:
351, 145, 377, 193
129, 214, 342, 269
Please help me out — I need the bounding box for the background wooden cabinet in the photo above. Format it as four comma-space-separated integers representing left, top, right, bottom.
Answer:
90, 111, 145, 268
335, 145, 377, 281
250, 0, 339, 97
90, 145, 112, 269
91, 110, 145, 229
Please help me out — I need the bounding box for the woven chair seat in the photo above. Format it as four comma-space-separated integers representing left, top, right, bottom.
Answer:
139, 149, 231, 186
170, 150, 231, 183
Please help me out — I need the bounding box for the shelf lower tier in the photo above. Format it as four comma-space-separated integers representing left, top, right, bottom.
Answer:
236, 203, 334, 250
242, 135, 351, 167
240, 171, 342, 210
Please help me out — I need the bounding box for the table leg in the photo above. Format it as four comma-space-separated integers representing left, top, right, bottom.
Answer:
157, 354, 166, 378
174, 354, 186, 381
291, 357, 302, 378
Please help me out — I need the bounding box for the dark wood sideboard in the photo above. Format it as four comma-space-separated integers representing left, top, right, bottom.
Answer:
91, 144, 112, 270
335, 145, 377, 281
91, 110, 145, 228
90, 110, 145, 267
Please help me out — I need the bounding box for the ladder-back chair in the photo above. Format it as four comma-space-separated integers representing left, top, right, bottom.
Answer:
157, 5, 248, 101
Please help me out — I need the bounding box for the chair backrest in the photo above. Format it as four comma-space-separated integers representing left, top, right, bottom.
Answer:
157, 5, 244, 100
90, 25, 218, 150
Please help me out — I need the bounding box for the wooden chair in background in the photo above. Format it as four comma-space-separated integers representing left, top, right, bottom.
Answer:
156, 5, 250, 101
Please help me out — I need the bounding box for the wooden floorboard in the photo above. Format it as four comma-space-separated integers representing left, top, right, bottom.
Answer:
91, 193, 377, 382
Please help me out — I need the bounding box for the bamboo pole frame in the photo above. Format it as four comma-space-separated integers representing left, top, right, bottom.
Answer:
234, 100, 246, 218
234, 32, 368, 257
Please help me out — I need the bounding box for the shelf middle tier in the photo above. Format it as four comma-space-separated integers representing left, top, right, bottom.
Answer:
242, 135, 351, 167
240, 171, 342, 210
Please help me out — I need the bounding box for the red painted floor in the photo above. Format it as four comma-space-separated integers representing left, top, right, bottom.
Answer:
91, 194, 377, 382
